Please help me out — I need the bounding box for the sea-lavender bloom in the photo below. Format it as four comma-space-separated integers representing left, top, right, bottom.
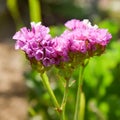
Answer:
13, 19, 112, 69
63, 19, 112, 57
13, 22, 54, 67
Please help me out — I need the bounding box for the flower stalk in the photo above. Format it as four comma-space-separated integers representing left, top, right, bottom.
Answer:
74, 66, 84, 120
60, 79, 69, 120
40, 72, 60, 112
79, 92, 85, 120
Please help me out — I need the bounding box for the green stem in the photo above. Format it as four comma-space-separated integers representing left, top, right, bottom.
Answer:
29, 0, 42, 22
7, 0, 23, 28
79, 92, 85, 120
74, 66, 84, 120
60, 79, 69, 120
40, 72, 60, 111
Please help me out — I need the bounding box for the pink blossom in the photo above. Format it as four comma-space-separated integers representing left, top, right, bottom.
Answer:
13, 19, 112, 68
13, 22, 54, 66
64, 19, 112, 56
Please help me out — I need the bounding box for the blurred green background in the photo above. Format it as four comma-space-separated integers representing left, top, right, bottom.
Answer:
0, 0, 120, 120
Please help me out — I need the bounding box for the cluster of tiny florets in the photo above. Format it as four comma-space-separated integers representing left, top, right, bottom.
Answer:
13, 19, 112, 68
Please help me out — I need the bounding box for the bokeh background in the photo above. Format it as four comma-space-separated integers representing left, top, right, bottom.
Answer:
0, 0, 120, 120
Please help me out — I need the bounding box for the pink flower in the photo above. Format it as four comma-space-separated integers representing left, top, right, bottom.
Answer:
63, 19, 112, 56
13, 22, 54, 66
13, 19, 112, 68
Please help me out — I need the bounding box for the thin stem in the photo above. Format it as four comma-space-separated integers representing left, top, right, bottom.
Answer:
79, 92, 85, 120
74, 66, 84, 120
40, 72, 60, 111
7, 0, 23, 28
60, 79, 69, 120
29, 0, 42, 22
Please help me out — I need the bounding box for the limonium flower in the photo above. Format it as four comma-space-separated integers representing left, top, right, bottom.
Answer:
62, 19, 112, 58
13, 22, 58, 67
13, 19, 112, 69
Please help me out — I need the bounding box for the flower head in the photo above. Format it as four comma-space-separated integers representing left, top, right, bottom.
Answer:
13, 19, 112, 70
63, 19, 112, 56
13, 22, 55, 67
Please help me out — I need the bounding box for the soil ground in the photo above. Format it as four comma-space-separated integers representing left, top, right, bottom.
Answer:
0, 42, 28, 120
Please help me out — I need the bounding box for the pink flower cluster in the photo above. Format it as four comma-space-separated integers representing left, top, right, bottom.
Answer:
13, 22, 56, 66
13, 19, 112, 67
